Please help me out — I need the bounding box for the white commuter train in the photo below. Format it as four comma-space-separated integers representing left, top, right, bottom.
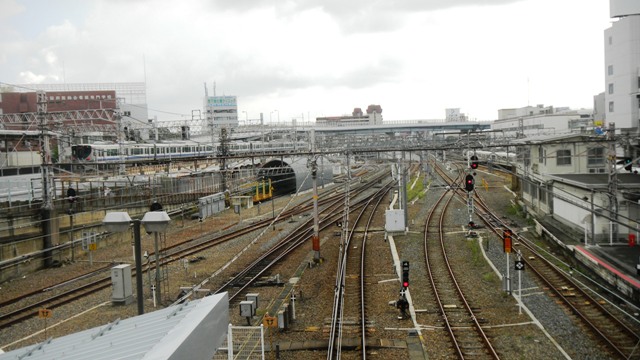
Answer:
71, 140, 308, 162
464, 150, 516, 164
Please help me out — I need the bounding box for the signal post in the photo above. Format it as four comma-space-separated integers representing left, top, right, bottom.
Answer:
464, 152, 478, 230
503, 229, 513, 294
397, 261, 410, 319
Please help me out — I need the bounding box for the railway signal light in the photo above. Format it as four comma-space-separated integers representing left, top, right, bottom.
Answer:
150, 201, 163, 212
503, 229, 512, 253
401, 261, 410, 289
464, 174, 475, 192
470, 155, 479, 169
617, 157, 634, 172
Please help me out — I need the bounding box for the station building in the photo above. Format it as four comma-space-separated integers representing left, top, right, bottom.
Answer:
491, 105, 594, 137
510, 133, 640, 244
316, 104, 383, 126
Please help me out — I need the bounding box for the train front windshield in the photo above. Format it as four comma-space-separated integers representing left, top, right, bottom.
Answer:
72, 145, 92, 160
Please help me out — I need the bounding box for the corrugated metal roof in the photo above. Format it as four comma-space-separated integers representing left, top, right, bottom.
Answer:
549, 173, 640, 189
509, 133, 593, 144
0, 293, 229, 360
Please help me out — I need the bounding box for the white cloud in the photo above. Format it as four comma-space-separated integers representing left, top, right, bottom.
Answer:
0, 0, 611, 121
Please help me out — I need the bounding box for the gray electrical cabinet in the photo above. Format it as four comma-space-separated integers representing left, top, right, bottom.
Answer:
385, 209, 405, 232
111, 264, 133, 305
239, 300, 255, 317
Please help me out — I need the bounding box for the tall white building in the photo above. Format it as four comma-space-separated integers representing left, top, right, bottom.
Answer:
493, 104, 592, 137
604, 0, 640, 132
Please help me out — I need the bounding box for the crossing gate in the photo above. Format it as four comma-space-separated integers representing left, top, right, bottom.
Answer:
213, 324, 265, 360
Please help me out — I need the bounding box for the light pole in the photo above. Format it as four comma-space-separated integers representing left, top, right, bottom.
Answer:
142, 211, 171, 305
103, 211, 170, 315
242, 111, 248, 124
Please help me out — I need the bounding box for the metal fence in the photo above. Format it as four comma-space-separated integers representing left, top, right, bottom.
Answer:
213, 324, 265, 360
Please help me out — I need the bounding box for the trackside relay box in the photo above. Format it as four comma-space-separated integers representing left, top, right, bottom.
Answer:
111, 264, 133, 305
385, 209, 405, 232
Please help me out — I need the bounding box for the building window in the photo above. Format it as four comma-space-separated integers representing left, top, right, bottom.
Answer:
608, 83, 614, 94
609, 36, 612, 45
517, 147, 530, 167
540, 186, 548, 205
608, 65, 613, 76
609, 101, 614, 112
587, 147, 605, 167
538, 146, 544, 164
557, 149, 571, 166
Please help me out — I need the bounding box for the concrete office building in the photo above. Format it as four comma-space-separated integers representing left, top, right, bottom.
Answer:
604, 0, 640, 132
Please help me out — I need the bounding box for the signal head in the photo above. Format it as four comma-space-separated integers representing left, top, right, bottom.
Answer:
470, 155, 479, 169
464, 174, 475, 192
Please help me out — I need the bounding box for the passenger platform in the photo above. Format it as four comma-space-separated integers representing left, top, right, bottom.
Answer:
536, 216, 640, 304
575, 245, 640, 290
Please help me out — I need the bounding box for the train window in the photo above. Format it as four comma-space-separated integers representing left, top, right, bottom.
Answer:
183, 146, 190, 152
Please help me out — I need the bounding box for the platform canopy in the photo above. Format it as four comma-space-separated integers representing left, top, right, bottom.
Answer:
0, 292, 229, 360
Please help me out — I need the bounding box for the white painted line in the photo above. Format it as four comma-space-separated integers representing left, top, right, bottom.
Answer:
0, 301, 111, 351
388, 235, 428, 354
476, 237, 571, 359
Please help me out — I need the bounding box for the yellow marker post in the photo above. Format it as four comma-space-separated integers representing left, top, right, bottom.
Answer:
39, 308, 52, 339
263, 314, 278, 360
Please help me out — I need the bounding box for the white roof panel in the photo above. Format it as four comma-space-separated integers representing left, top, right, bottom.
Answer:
0, 293, 229, 360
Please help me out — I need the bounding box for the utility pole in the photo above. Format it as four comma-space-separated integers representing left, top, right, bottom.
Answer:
401, 151, 408, 231
116, 99, 125, 176
310, 157, 321, 263
219, 127, 230, 194
607, 122, 619, 242
342, 152, 351, 255
37, 90, 54, 267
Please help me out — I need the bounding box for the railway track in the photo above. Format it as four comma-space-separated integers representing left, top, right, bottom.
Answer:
435, 159, 640, 359
326, 182, 392, 359
424, 166, 500, 359
473, 197, 640, 359
0, 169, 389, 330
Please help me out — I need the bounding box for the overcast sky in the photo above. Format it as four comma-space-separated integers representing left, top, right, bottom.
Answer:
0, 0, 611, 123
